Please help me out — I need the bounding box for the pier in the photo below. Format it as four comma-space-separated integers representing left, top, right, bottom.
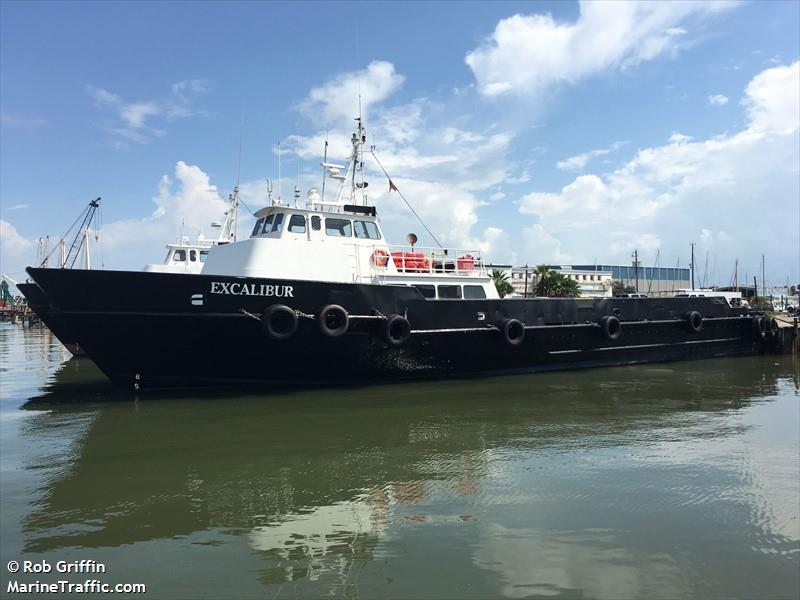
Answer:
0, 299, 40, 326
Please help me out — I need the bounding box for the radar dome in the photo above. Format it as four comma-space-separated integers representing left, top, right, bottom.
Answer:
307, 187, 321, 203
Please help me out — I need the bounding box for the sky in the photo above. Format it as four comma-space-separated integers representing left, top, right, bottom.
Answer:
1, 0, 798, 291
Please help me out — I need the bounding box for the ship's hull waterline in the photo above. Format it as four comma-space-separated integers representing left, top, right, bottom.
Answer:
24, 267, 764, 390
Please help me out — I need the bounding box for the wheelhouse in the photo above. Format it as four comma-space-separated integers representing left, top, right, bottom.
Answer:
200, 117, 498, 299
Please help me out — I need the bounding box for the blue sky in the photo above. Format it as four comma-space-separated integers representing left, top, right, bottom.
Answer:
1, 1, 798, 289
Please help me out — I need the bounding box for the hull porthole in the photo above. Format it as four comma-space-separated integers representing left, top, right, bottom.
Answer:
383, 314, 411, 346
600, 315, 622, 341
501, 319, 525, 347
318, 304, 349, 338
261, 304, 298, 341
685, 311, 703, 333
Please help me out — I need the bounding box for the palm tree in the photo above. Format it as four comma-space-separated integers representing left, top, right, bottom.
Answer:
533, 265, 553, 296
534, 267, 581, 298
553, 273, 581, 298
490, 269, 514, 298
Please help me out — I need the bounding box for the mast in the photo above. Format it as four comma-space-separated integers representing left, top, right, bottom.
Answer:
83, 227, 91, 270
233, 129, 243, 242
277, 141, 282, 204
320, 138, 328, 204
690, 242, 696, 290
702, 252, 708, 289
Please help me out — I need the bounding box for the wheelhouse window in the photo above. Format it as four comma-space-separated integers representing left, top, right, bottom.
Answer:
251, 218, 265, 237
260, 214, 275, 234
414, 284, 436, 299
325, 218, 352, 237
271, 213, 285, 233
311, 215, 321, 231
189, 250, 197, 262
173, 249, 186, 262
353, 220, 381, 240
437, 285, 462, 299
288, 214, 306, 233
199, 250, 209, 263
464, 285, 486, 299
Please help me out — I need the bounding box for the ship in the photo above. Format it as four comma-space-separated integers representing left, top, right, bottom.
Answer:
21, 120, 772, 389
18, 189, 240, 355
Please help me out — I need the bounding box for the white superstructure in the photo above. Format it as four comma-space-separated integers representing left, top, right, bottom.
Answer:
144, 186, 240, 274
202, 119, 498, 300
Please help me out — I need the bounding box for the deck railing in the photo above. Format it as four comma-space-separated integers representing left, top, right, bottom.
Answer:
368, 245, 487, 277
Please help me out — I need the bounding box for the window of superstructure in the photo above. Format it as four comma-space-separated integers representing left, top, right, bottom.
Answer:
325, 218, 352, 237
413, 285, 436, 299
189, 250, 197, 262
261, 214, 275, 234
438, 285, 462, 299
199, 250, 209, 263
288, 214, 306, 233
271, 213, 285, 233
252, 218, 265, 237
464, 285, 486, 299
353, 220, 381, 240
311, 216, 321, 231
173, 249, 186, 262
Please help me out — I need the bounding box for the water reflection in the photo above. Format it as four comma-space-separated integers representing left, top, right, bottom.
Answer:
3, 324, 799, 598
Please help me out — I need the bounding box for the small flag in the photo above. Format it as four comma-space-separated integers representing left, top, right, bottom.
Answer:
389, 180, 398, 192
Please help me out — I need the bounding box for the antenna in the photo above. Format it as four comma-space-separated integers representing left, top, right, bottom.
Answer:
294, 158, 300, 208
277, 141, 282, 204
266, 178, 273, 204
320, 136, 328, 205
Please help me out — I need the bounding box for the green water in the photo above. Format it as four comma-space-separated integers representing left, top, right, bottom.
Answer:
1, 323, 798, 599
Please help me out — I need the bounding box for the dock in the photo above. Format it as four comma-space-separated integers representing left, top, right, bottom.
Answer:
770, 314, 800, 354
0, 300, 40, 326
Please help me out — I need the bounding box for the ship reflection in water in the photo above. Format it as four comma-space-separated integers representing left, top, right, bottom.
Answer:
1, 324, 798, 599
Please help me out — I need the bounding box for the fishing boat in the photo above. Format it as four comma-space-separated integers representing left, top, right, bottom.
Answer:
22, 120, 771, 389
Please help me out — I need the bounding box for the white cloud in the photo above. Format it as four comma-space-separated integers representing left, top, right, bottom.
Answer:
86, 79, 210, 146
5, 204, 29, 211
743, 61, 800, 134
465, 1, 738, 97
0, 113, 46, 127
517, 62, 800, 277
297, 61, 404, 126
708, 94, 729, 106
98, 161, 229, 269
284, 62, 521, 255
668, 132, 692, 144
557, 141, 626, 171
521, 223, 568, 264
0, 219, 34, 258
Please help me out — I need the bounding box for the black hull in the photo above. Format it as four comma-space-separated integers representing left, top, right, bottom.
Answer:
17, 281, 85, 355
26, 267, 764, 390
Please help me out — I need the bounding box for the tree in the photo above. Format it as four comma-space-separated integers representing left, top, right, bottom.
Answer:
491, 269, 514, 298
553, 273, 581, 298
534, 266, 581, 298
612, 280, 636, 296
533, 265, 554, 296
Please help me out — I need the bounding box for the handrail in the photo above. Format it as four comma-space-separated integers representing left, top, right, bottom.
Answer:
368, 244, 487, 277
